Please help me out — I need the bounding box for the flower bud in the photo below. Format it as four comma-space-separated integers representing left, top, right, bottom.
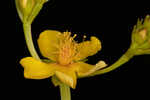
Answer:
130, 15, 150, 55
15, 0, 48, 23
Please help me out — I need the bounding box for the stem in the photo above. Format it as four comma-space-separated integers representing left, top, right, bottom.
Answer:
60, 84, 71, 100
23, 22, 40, 60
89, 49, 134, 77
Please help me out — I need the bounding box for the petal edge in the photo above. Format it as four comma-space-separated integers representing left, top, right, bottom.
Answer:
76, 61, 107, 77
74, 36, 101, 61
38, 30, 61, 61
20, 57, 55, 79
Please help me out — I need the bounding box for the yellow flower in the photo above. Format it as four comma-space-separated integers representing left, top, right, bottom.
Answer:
20, 30, 107, 89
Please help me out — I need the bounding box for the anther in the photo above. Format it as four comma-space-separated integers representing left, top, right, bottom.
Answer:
83, 35, 87, 41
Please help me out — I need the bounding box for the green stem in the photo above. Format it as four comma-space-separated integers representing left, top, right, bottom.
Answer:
23, 22, 40, 60
60, 84, 71, 100
90, 48, 134, 76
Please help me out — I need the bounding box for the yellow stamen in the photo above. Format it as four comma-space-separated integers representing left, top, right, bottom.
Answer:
58, 32, 78, 65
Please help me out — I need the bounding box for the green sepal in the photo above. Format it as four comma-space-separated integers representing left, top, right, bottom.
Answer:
15, 0, 48, 23
42, 59, 55, 63
51, 75, 62, 87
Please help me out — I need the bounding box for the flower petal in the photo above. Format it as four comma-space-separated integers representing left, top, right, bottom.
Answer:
38, 30, 61, 61
20, 57, 55, 79
76, 61, 107, 77
55, 71, 76, 89
53, 64, 77, 89
74, 36, 101, 61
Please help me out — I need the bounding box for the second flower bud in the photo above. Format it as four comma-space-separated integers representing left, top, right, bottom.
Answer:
15, 0, 48, 23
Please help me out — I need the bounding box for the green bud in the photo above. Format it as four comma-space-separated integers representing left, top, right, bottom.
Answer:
15, 0, 48, 23
130, 15, 150, 55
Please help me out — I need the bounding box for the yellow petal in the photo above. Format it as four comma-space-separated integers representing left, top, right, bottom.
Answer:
53, 64, 77, 89
76, 61, 107, 77
20, 57, 55, 79
74, 36, 101, 61
38, 30, 61, 61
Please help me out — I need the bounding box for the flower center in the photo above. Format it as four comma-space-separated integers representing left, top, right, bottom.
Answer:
58, 32, 77, 65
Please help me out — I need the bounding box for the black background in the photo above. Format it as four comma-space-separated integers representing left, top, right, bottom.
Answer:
3, 0, 150, 99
